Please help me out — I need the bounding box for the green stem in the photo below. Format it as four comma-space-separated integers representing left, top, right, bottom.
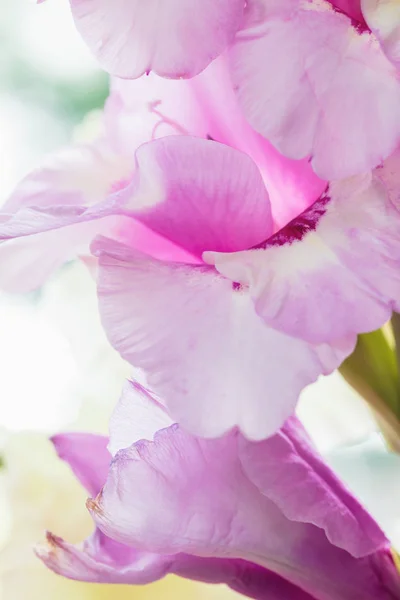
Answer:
340, 329, 399, 417
390, 312, 400, 385
339, 328, 400, 452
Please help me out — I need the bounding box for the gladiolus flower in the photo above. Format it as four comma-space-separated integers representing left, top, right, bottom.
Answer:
37, 381, 400, 600
2, 69, 400, 437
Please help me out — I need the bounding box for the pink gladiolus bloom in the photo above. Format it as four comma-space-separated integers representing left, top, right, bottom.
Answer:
41, 0, 400, 178
88, 139, 400, 440
36, 381, 400, 600
0, 59, 322, 293
2, 66, 400, 438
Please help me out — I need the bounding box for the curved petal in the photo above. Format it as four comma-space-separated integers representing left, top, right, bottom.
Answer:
239, 417, 386, 557
110, 59, 325, 228
4, 137, 270, 263
88, 425, 398, 600
3, 143, 129, 213
181, 59, 326, 228
0, 142, 130, 293
230, 2, 400, 178
93, 236, 354, 440
41, 418, 321, 599
0, 234, 75, 293
0, 208, 120, 293
36, 530, 172, 585
108, 380, 173, 456
118, 136, 273, 258
205, 161, 400, 344
0, 194, 199, 294
69, 0, 244, 79
37, 531, 317, 599
51, 433, 110, 497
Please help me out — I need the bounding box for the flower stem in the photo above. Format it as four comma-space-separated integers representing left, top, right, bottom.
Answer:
339, 327, 400, 452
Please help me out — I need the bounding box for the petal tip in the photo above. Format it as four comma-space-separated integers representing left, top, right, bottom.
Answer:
86, 495, 103, 516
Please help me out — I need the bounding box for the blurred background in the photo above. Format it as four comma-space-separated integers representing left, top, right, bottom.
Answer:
0, 1, 399, 599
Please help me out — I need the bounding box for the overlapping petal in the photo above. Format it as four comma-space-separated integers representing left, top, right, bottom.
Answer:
40, 424, 321, 599
36, 388, 400, 599
107, 385, 385, 557
3, 144, 129, 213
230, 1, 400, 179
38, 531, 314, 600
0, 63, 324, 293
110, 62, 325, 228
205, 158, 400, 344
0, 136, 273, 291
0, 143, 130, 292
88, 421, 397, 599
87, 138, 400, 440
4, 135, 400, 442
0, 215, 117, 293
108, 380, 173, 456
115, 136, 273, 257
68, 0, 244, 79
93, 236, 353, 440
239, 417, 385, 557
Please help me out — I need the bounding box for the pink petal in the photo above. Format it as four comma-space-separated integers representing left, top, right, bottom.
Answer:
179, 58, 326, 228
3, 144, 128, 213
205, 161, 400, 344
0, 136, 273, 260
0, 143, 127, 244
0, 143, 130, 292
0, 143, 198, 290
0, 207, 121, 293
37, 532, 319, 599
0, 234, 75, 294
105, 74, 209, 154
42, 434, 174, 585
36, 531, 172, 585
239, 417, 385, 557
117, 136, 273, 258
89, 424, 397, 599
230, 2, 400, 178
0, 69, 319, 293
93, 236, 353, 440
51, 433, 110, 497
69, 0, 244, 79
41, 426, 323, 598
108, 380, 173, 456
0, 197, 197, 293
110, 60, 325, 228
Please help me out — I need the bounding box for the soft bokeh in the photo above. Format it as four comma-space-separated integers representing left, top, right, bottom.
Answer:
1, 1, 400, 598
0, 431, 241, 600
0, 263, 240, 599
0, 3, 238, 598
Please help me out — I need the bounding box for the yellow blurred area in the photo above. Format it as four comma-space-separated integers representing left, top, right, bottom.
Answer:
2, 568, 236, 600
0, 433, 240, 600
